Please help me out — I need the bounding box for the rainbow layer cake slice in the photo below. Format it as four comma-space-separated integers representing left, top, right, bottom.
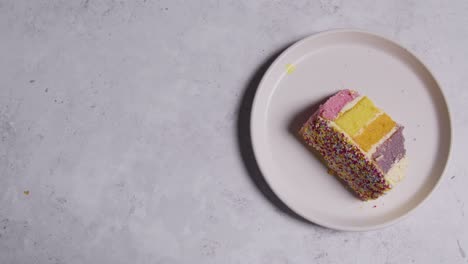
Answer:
299, 90, 407, 200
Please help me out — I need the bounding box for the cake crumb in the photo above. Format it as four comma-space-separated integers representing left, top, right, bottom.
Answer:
373, 205, 377, 208
23, 190, 30, 195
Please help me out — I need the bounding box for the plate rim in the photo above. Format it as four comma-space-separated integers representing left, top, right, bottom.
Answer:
250, 28, 453, 231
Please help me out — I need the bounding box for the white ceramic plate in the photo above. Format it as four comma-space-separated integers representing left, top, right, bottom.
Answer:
251, 29, 452, 231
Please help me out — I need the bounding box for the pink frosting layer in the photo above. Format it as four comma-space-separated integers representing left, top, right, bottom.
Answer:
319, 89, 359, 120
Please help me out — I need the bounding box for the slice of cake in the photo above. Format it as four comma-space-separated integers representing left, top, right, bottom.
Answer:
299, 90, 407, 200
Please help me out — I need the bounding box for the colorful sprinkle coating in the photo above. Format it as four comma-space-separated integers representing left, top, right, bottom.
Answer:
299, 116, 392, 200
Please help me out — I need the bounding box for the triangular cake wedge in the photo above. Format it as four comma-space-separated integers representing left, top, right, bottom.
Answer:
299, 90, 407, 200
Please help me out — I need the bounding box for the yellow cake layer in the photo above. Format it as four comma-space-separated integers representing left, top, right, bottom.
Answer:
334, 97, 381, 136
353, 113, 396, 151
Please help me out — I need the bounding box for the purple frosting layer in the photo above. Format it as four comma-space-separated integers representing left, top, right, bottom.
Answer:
372, 126, 406, 173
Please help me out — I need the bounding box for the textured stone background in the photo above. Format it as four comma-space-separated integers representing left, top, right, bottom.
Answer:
0, 0, 467, 263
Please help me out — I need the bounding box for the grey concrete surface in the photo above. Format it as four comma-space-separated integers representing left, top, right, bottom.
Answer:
1, 0, 467, 263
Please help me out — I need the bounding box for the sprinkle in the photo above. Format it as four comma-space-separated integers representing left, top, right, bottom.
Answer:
286, 63, 296, 74
299, 116, 390, 200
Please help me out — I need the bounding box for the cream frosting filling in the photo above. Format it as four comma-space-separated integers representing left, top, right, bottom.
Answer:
335, 95, 363, 118
384, 156, 408, 186
353, 111, 384, 137
366, 125, 399, 158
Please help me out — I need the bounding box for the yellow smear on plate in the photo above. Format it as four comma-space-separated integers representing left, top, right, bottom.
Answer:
286, 64, 296, 74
